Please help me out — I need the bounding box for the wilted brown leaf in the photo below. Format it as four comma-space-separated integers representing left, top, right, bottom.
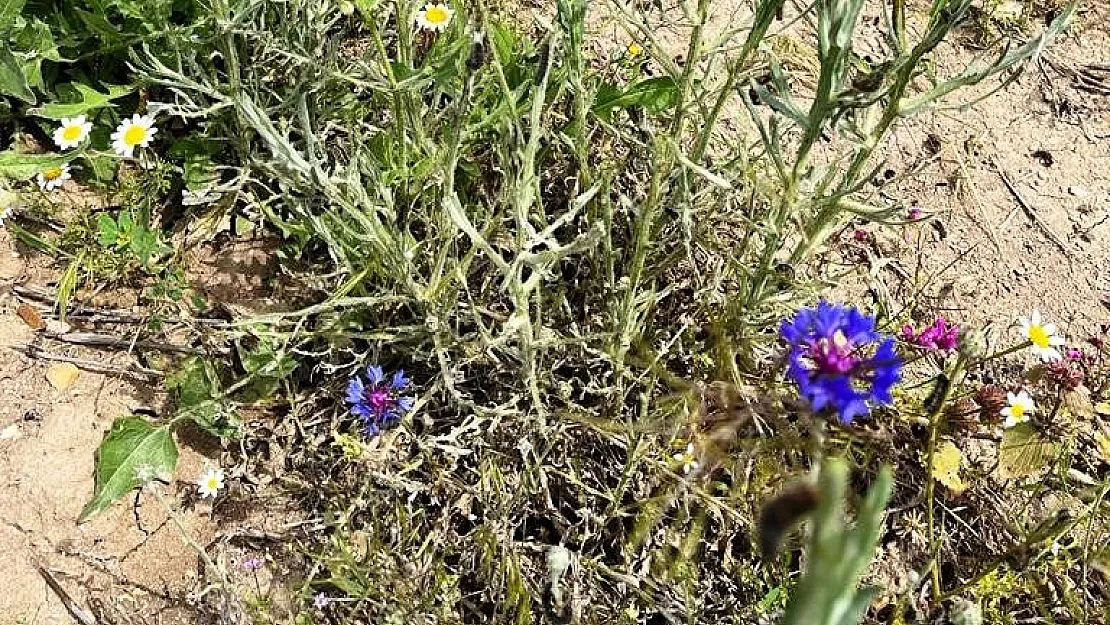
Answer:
16, 303, 45, 330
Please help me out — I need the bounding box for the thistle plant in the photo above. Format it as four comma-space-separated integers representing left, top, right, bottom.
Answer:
780, 458, 893, 625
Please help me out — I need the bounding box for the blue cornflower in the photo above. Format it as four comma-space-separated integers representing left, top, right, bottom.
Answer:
345, 365, 415, 436
780, 301, 901, 423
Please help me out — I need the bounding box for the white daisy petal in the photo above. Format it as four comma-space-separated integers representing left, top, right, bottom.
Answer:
414, 2, 453, 32
197, 466, 225, 498
111, 113, 158, 157
36, 163, 71, 191
53, 115, 93, 149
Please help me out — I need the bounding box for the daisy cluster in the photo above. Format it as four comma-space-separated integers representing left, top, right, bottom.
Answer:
32, 112, 158, 193
993, 308, 1069, 429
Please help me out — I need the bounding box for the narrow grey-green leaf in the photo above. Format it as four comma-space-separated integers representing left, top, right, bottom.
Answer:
0, 45, 34, 103
80, 417, 178, 521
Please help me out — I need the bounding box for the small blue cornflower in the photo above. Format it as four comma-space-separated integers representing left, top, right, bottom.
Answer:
345, 365, 415, 436
780, 301, 901, 423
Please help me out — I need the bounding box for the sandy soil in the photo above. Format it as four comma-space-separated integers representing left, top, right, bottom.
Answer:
0, 233, 218, 624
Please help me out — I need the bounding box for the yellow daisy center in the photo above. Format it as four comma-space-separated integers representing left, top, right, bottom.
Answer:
206, 477, 219, 489
1028, 325, 1050, 348
123, 125, 148, 146
1010, 404, 1025, 419
425, 6, 449, 24
42, 167, 63, 180
62, 125, 83, 141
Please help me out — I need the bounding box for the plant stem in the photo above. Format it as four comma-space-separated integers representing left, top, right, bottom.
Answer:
148, 484, 231, 590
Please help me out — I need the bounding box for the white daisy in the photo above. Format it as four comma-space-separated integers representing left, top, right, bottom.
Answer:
672, 443, 698, 475
1001, 390, 1036, 428
0, 205, 14, 227
110, 113, 158, 157
197, 466, 225, 499
414, 2, 453, 32
1018, 309, 1065, 362
52, 115, 93, 149
36, 164, 71, 191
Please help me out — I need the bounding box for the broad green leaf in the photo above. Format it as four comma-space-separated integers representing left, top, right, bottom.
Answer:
14, 19, 61, 62
997, 423, 1057, 479
0, 150, 77, 180
166, 357, 240, 439
96, 213, 119, 247
591, 83, 622, 122
592, 77, 677, 120
28, 83, 132, 119
80, 417, 178, 521
168, 136, 220, 190
0, 0, 26, 33
0, 45, 34, 103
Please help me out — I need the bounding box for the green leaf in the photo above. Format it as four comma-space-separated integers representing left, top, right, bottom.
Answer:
96, 213, 119, 247
0, 0, 26, 33
73, 8, 123, 45
80, 417, 178, 521
997, 423, 1057, 479
14, 19, 61, 62
0, 150, 77, 180
0, 45, 34, 103
591, 77, 677, 120
168, 136, 220, 190
166, 357, 240, 439
28, 83, 132, 119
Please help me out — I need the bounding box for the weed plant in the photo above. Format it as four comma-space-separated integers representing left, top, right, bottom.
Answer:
1, 0, 1098, 623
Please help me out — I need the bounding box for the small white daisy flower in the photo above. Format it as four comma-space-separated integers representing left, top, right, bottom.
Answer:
36, 164, 71, 191
414, 2, 453, 32
0, 205, 14, 227
52, 115, 93, 149
197, 466, 225, 499
1001, 390, 1036, 428
1018, 309, 1065, 362
672, 443, 698, 475
110, 113, 158, 157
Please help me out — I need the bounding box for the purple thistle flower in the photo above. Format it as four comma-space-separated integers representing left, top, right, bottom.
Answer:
902, 316, 960, 353
241, 556, 264, 572
781, 302, 902, 423
345, 364, 415, 436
